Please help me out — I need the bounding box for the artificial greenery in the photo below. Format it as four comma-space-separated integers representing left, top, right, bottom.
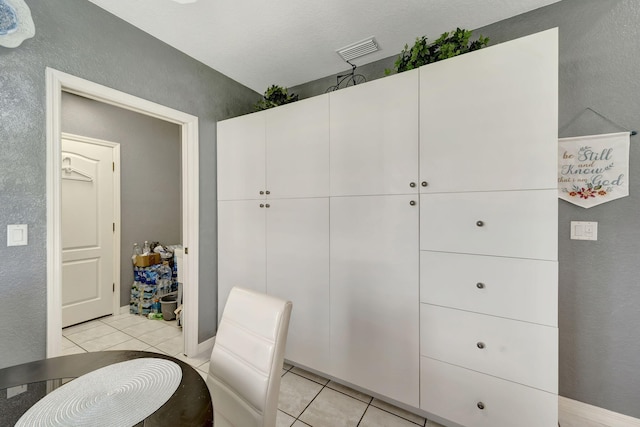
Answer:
255, 85, 299, 111
386, 28, 489, 75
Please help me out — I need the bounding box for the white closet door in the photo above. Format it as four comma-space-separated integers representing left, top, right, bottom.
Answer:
266, 198, 330, 372
217, 112, 266, 200
330, 69, 419, 197
330, 195, 419, 407
217, 200, 266, 323
419, 28, 558, 193
266, 95, 329, 198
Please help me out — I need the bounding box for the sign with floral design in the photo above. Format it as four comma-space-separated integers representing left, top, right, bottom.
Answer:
558, 132, 630, 208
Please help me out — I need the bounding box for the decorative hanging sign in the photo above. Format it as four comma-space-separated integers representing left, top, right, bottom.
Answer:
558, 132, 630, 208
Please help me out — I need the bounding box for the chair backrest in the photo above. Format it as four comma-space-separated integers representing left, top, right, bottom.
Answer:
207, 287, 292, 427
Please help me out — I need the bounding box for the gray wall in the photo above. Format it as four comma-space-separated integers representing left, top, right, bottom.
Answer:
293, 0, 640, 419
61, 93, 181, 307
0, 0, 258, 368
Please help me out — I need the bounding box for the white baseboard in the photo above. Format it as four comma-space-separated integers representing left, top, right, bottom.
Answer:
196, 336, 215, 358
560, 396, 640, 427
120, 305, 129, 315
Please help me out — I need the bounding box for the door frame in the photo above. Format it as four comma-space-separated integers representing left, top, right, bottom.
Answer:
46, 68, 200, 357
61, 132, 121, 323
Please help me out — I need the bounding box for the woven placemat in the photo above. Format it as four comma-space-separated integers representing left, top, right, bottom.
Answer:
16, 358, 182, 427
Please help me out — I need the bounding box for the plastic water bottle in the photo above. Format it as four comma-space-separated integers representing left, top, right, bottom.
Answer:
132, 243, 142, 264
143, 241, 151, 255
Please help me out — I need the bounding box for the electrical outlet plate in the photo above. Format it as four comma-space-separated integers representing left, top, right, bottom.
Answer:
7, 224, 28, 246
571, 221, 598, 241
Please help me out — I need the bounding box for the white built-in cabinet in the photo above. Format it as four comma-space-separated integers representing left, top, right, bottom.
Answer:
217, 28, 559, 427
216, 95, 331, 372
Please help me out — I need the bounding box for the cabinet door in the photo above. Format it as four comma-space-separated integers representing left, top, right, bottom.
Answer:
419, 28, 558, 193
217, 200, 266, 323
217, 112, 266, 200
330, 195, 419, 407
330, 69, 419, 196
266, 198, 330, 372
266, 95, 329, 198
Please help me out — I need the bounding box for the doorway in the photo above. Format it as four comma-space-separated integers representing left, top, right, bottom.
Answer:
46, 68, 200, 357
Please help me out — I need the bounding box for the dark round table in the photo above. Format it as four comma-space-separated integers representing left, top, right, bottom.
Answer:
0, 350, 213, 426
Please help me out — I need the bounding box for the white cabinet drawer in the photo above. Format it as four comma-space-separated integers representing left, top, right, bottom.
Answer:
420, 190, 557, 260
420, 251, 557, 326
420, 357, 558, 427
420, 304, 557, 392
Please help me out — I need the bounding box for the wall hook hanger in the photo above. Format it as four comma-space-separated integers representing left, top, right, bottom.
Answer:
559, 107, 637, 137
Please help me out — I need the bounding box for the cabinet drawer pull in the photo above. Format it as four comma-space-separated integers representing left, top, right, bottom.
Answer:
476, 220, 484, 227
477, 402, 485, 410
410, 182, 416, 188
259, 204, 264, 208
421, 181, 428, 187
265, 204, 270, 208
266, 190, 270, 195
477, 342, 485, 349
259, 190, 264, 195
476, 282, 485, 289
410, 200, 416, 206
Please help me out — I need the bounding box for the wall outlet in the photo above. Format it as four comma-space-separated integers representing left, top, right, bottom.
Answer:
7, 384, 27, 399
571, 221, 598, 241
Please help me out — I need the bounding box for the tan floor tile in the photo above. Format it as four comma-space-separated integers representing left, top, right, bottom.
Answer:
137, 325, 182, 346
326, 380, 372, 403
81, 331, 133, 352
291, 366, 330, 385
425, 420, 446, 427
62, 319, 104, 336
121, 318, 173, 338
65, 324, 119, 344
278, 371, 323, 418
104, 338, 151, 351
371, 398, 425, 425
154, 335, 184, 356
62, 345, 87, 356
173, 352, 210, 368
102, 314, 148, 330
360, 405, 422, 427
299, 387, 367, 427
276, 410, 296, 427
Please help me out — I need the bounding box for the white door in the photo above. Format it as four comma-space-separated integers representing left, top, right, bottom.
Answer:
217, 199, 266, 323
216, 112, 266, 201
266, 198, 330, 373
330, 194, 420, 407
266, 95, 330, 198
330, 69, 419, 197
61, 137, 116, 327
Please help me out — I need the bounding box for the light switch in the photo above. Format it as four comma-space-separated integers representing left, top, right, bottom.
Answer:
7, 224, 28, 246
570, 221, 598, 241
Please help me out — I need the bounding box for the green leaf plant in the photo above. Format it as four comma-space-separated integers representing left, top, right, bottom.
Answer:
255, 85, 299, 111
385, 28, 489, 75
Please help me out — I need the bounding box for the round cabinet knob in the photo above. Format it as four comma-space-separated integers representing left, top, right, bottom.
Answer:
259, 204, 264, 208
476, 282, 485, 289
476, 220, 484, 227
421, 181, 428, 187
259, 190, 264, 195
266, 190, 270, 195
477, 402, 485, 410
409, 200, 416, 206
477, 342, 485, 349
410, 182, 416, 188
265, 204, 270, 208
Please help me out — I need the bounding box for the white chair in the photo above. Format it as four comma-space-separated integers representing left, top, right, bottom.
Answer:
207, 287, 293, 427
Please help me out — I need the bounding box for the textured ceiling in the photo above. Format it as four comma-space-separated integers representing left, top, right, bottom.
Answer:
86, 0, 561, 93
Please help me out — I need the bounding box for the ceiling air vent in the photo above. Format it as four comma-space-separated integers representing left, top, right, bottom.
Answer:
336, 37, 379, 62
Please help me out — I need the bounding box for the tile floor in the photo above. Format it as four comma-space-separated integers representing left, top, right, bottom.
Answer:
63, 313, 601, 427
63, 312, 442, 427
